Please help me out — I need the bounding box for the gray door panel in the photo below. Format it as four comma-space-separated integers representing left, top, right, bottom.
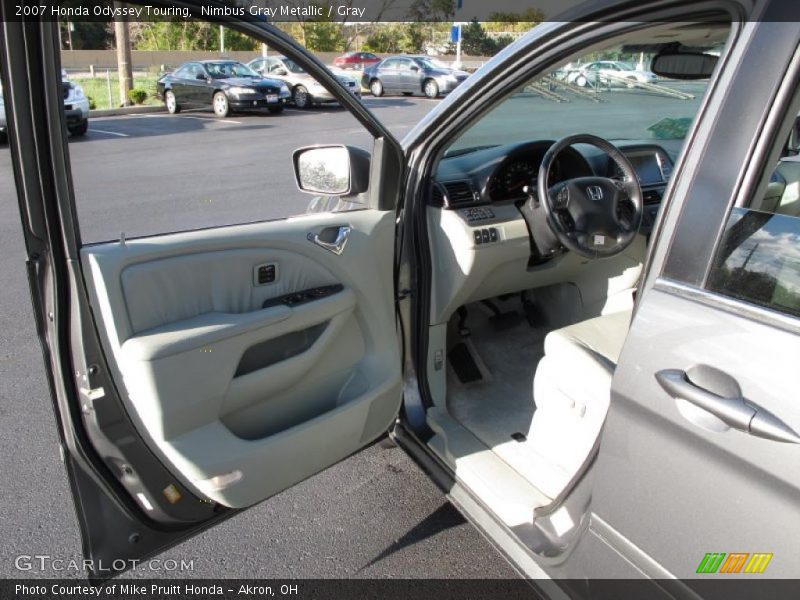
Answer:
594, 285, 800, 577
81, 210, 402, 509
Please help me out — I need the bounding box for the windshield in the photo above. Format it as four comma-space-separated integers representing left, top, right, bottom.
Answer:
280, 58, 306, 74
206, 62, 259, 79
445, 39, 725, 156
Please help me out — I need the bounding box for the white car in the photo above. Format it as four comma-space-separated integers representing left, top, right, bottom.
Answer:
1, 72, 89, 142
60, 69, 90, 136
567, 60, 658, 87
247, 56, 361, 109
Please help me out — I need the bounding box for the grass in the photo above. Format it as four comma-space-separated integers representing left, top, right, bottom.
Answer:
73, 73, 162, 110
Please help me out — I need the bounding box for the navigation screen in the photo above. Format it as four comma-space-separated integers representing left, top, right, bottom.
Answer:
628, 153, 664, 186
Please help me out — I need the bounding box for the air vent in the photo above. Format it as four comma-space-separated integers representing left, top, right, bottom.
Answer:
442, 181, 476, 206
431, 184, 445, 207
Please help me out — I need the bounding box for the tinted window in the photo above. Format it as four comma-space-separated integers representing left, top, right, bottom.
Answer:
707, 208, 800, 317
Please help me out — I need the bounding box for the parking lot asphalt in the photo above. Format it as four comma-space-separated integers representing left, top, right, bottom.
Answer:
0, 95, 520, 579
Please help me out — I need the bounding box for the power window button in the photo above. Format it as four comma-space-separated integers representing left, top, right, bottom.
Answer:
254, 263, 277, 286
489, 228, 498, 242
474, 230, 483, 245
481, 229, 490, 244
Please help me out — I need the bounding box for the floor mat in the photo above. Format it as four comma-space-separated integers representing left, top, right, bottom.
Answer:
447, 342, 484, 384
446, 302, 561, 495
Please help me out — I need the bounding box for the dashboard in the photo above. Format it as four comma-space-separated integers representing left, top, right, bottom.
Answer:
426, 138, 676, 325
433, 139, 677, 234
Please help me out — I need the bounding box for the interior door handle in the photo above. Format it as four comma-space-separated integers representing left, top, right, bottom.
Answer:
308, 226, 351, 255
656, 369, 800, 444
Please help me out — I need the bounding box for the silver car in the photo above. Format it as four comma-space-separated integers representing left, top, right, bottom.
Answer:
0, 70, 89, 141
247, 55, 361, 109
567, 60, 659, 87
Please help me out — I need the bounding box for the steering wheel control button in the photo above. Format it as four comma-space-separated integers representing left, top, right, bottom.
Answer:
555, 186, 570, 209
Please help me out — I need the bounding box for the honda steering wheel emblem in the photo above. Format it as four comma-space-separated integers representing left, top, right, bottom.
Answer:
587, 185, 604, 201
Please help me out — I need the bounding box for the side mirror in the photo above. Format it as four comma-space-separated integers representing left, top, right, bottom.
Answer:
410, 65, 420, 72
293, 145, 370, 197
651, 49, 718, 80
196, 73, 208, 81
274, 68, 288, 76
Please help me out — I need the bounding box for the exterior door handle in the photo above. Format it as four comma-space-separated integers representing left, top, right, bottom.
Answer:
308, 226, 351, 255
656, 369, 800, 444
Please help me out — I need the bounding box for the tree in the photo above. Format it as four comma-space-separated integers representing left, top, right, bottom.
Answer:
461, 19, 495, 56
60, 22, 113, 50
487, 8, 545, 31
305, 22, 345, 52
407, 0, 454, 21
404, 23, 428, 53
362, 24, 407, 53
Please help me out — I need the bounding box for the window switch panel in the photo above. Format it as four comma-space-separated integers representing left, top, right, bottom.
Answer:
254, 263, 278, 286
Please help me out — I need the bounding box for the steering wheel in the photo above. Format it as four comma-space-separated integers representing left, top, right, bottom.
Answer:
537, 134, 643, 259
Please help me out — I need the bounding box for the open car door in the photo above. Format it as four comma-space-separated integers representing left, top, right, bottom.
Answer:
1, 9, 405, 579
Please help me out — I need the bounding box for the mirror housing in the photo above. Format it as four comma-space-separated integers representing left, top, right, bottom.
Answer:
651, 48, 718, 80
293, 145, 370, 197
410, 65, 420, 72
196, 72, 208, 81
274, 68, 288, 76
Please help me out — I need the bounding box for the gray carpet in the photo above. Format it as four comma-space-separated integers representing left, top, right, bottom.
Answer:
446, 301, 546, 454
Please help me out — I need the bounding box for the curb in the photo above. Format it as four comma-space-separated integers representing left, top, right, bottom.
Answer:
91, 105, 166, 118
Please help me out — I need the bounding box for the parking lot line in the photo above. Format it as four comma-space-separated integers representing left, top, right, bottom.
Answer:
132, 113, 243, 124
89, 128, 129, 137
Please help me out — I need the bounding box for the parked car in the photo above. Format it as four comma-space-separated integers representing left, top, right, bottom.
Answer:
247, 55, 360, 109
362, 55, 470, 98
156, 60, 291, 117
2, 70, 88, 141
61, 69, 91, 136
8, 0, 800, 589
332, 51, 381, 70
567, 60, 659, 87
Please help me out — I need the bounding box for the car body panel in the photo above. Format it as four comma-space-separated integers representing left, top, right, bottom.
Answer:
362, 55, 469, 97
247, 55, 360, 105
333, 51, 381, 70
156, 60, 289, 112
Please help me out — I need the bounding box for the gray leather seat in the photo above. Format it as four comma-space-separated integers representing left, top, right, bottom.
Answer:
528, 309, 631, 498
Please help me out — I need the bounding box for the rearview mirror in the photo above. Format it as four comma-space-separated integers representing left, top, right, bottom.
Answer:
293, 145, 370, 197
651, 50, 718, 80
